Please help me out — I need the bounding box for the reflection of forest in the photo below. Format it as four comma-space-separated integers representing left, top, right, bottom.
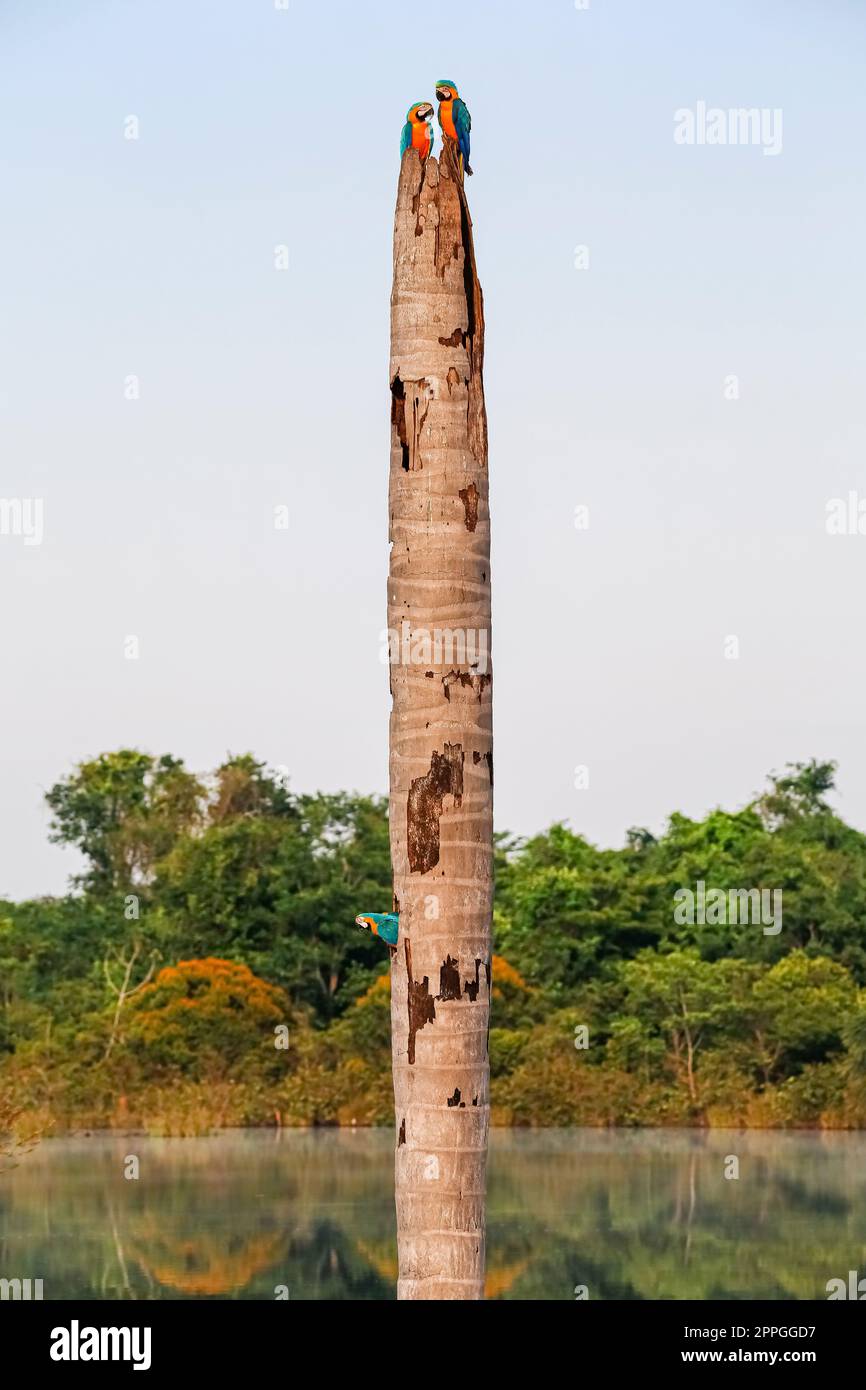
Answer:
2, 1130, 865, 1300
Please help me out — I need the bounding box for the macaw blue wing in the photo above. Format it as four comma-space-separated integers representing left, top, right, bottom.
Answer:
400, 121, 413, 158
453, 98, 471, 164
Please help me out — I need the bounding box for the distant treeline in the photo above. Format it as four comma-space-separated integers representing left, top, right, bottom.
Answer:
1, 752, 865, 1136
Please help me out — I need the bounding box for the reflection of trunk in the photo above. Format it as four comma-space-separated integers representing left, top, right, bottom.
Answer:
107, 1202, 132, 1297
388, 143, 492, 1301
684, 1152, 697, 1265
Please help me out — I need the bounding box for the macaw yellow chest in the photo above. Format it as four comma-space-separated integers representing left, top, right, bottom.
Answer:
412, 123, 430, 157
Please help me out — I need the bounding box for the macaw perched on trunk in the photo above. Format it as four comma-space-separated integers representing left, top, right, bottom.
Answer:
355, 912, 400, 947
435, 80, 472, 175
400, 102, 434, 164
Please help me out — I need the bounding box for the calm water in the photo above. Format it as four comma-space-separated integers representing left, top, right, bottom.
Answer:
2, 1129, 865, 1300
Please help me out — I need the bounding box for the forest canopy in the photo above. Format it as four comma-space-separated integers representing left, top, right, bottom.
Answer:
1, 753, 865, 1133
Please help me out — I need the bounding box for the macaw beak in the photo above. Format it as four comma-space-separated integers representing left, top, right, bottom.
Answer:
436, 88, 450, 101
416, 105, 433, 120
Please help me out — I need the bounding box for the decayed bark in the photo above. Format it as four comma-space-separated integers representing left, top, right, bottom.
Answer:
388, 143, 492, 1301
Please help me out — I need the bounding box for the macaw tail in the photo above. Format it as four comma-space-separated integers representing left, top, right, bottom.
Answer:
456, 146, 472, 178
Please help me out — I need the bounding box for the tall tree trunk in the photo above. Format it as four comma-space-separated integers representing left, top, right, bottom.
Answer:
387, 143, 492, 1301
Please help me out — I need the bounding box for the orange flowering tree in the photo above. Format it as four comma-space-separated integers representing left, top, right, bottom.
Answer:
125, 958, 288, 1075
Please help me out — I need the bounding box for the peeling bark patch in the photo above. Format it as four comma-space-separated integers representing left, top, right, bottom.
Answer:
407, 743, 464, 873
443, 670, 490, 703
405, 939, 436, 1065
450, 155, 488, 465
398, 1118, 406, 1146
410, 385, 431, 471
438, 955, 462, 1002
447, 1088, 462, 1108
463, 959, 483, 1003
473, 749, 493, 785
458, 482, 478, 531
438, 327, 466, 348
390, 375, 409, 471
445, 366, 462, 394
392, 375, 432, 471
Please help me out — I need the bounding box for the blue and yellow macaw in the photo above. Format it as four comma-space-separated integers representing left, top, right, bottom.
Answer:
435, 80, 472, 176
355, 912, 400, 947
400, 101, 434, 164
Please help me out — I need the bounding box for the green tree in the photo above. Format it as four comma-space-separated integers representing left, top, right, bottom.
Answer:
757, 759, 838, 827
46, 751, 205, 893
610, 950, 746, 1105
747, 952, 857, 1084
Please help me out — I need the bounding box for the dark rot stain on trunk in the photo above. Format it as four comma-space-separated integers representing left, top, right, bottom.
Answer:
463, 958, 483, 1002
439, 955, 462, 1001
404, 946, 486, 1070
390, 375, 409, 470
407, 743, 464, 873
485, 956, 492, 1058
436, 954, 485, 1005
458, 481, 478, 531
447, 1088, 462, 1108
442, 670, 489, 703
405, 939, 436, 1065
438, 327, 466, 347
398, 1118, 406, 1146
472, 749, 493, 785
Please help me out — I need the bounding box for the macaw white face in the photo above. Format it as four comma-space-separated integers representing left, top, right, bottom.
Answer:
436, 86, 454, 102
415, 103, 434, 121
355, 915, 371, 931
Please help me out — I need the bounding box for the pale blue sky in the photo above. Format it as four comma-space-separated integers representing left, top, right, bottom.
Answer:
1, 0, 865, 897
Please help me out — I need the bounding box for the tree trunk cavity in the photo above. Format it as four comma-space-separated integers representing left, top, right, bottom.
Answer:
388, 142, 492, 1301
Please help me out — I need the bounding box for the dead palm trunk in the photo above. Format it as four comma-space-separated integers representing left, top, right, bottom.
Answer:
387, 142, 492, 1301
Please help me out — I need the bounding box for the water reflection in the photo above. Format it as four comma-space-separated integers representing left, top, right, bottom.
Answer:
2, 1129, 864, 1300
